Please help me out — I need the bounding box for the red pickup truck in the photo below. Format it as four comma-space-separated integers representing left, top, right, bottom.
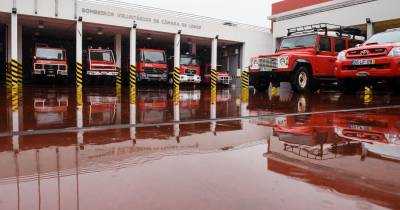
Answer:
335, 28, 400, 93
33, 46, 68, 78
249, 23, 363, 92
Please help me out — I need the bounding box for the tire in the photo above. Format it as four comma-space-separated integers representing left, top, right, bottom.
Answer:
390, 78, 400, 95
254, 78, 271, 92
292, 66, 315, 93
338, 79, 361, 94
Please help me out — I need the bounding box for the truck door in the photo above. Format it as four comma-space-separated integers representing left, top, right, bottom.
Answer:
315, 36, 336, 77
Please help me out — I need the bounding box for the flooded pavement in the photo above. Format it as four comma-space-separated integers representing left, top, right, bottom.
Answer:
0, 85, 400, 210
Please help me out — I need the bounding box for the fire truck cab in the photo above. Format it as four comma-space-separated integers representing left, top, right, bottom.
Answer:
84, 48, 117, 77
335, 28, 400, 93
202, 64, 231, 86
249, 23, 363, 92
33, 45, 68, 78
169, 54, 202, 84
136, 48, 168, 82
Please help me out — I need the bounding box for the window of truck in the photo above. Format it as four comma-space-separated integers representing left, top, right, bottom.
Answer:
318, 37, 331, 52
280, 35, 318, 50
364, 31, 400, 45
36, 48, 65, 61
180, 57, 199, 66
90, 51, 113, 62
335, 39, 346, 52
142, 51, 166, 64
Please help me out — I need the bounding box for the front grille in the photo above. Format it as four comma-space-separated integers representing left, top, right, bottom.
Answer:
259, 57, 277, 69
185, 69, 197, 75
44, 64, 58, 70
347, 48, 387, 58
144, 68, 165, 74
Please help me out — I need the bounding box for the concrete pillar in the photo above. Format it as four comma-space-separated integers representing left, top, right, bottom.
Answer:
115, 34, 122, 68
130, 104, 136, 143
211, 36, 218, 105
367, 22, 374, 39
76, 88, 84, 146
129, 25, 137, 89
173, 103, 180, 141
10, 9, 18, 87
211, 37, 218, 72
210, 102, 216, 135
76, 19, 83, 88
173, 31, 181, 88
191, 42, 196, 56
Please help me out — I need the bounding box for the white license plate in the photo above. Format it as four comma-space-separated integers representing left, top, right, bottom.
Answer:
349, 124, 370, 131
352, 59, 375, 66
260, 67, 272, 72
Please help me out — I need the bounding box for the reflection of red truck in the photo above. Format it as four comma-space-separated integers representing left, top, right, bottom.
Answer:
136, 48, 168, 82
335, 28, 400, 93
84, 48, 117, 77
87, 95, 118, 126
137, 91, 168, 123
33, 46, 68, 77
34, 94, 68, 128
249, 23, 363, 92
202, 64, 231, 86
169, 55, 201, 84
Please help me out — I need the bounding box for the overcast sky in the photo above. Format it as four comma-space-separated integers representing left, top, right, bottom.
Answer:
121, 0, 282, 27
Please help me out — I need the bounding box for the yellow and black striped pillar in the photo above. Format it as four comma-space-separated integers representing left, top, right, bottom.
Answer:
17, 62, 23, 86
76, 62, 83, 88
11, 87, 19, 112
11, 59, 19, 87
210, 68, 217, 104
130, 87, 136, 105
6, 62, 12, 86
129, 65, 136, 90
173, 67, 180, 89
241, 70, 249, 90
76, 86, 83, 107
116, 67, 122, 87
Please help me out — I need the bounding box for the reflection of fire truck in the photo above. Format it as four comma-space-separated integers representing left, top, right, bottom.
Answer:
202, 64, 231, 86
169, 54, 201, 84
84, 48, 117, 77
87, 95, 118, 126
179, 90, 201, 120
136, 48, 168, 82
137, 91, 169, 123
34, 93, 68, 128
33, 45, 68, 78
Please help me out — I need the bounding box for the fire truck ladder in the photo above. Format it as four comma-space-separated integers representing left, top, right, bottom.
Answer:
287, 23, 365, 39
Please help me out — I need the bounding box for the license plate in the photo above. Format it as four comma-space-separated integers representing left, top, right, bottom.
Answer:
352, 59, 375, 66
356, 72, 369, 77
260, 67, 272, 72
148, 74, 160, 78
349, 124, 370, 131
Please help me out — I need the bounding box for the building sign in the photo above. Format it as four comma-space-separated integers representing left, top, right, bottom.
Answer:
81, 8, 202, 30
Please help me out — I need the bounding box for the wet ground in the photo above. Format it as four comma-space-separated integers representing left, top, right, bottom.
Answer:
0, 84, 400, 210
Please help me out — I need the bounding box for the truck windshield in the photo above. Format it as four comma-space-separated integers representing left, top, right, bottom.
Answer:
181, 57, 198, 66
36, 48, 65, 61
364, 31, 400, 45
90, 51, 114, 62
280, 35, 318, 50
143, 51, 166, 64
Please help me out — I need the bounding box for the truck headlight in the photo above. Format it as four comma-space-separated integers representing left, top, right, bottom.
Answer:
337, 51, 346, 61
384, 133, 400, 144
388, 47, 400, 57
250, 58, 260, 69
277, 56, 289, 69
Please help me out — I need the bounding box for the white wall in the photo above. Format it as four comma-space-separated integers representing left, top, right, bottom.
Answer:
0, 0, 273, 68
273, 0, 400, 39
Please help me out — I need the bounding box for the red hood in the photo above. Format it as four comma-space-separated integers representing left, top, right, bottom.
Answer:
217, 72, 229, 77
345, 42, 400, 58
256, 48, 316, 58
141, 62, 167, 69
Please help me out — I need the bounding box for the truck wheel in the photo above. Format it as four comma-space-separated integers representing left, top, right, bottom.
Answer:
390, 78, 400, 95
254, 78, 270, 92
338, 79, 361, 94
293, 66, 314, 93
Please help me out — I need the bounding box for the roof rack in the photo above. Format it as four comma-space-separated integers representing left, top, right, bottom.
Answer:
287, 23, 365, 39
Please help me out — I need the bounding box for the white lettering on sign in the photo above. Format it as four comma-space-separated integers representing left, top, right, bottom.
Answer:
81, 8, 202, 30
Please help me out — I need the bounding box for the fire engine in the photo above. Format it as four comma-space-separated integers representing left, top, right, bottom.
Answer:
169, 54, 201, 85
249, 23, 363, 92
84, 48, 117, 79
136, 48, 168, 82
335, 28, 400, 93
202, 64, 231, 86
32, 44, 68, 78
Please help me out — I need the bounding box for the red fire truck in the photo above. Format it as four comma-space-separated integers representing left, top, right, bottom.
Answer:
202, 64, 231, 86
335, 28, 400, 93
136, 48, 168, 82
84, 48, 117, 78
33, 45, 68, 78
169, 54, 201, 85
249, 23, 363, 92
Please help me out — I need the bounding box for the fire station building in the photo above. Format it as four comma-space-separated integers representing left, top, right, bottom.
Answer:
270, 0, 400, 50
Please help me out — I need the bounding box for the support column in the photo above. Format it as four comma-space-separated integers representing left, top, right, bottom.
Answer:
17, 24, 22, 86
211, 36, 218, 90
76, 88, 84, 147
210, 102, 216, 135
129, 23, 137, 90
173, 102, 180, 142
115, 34, 122, 87
190, 42, 196, 56
173, 31, 181, 93
10, 8, 19, 87
11, 87, 19, 151
130, 103, 136, 144
76, 18, 83, 88
367, 21, 374, 39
